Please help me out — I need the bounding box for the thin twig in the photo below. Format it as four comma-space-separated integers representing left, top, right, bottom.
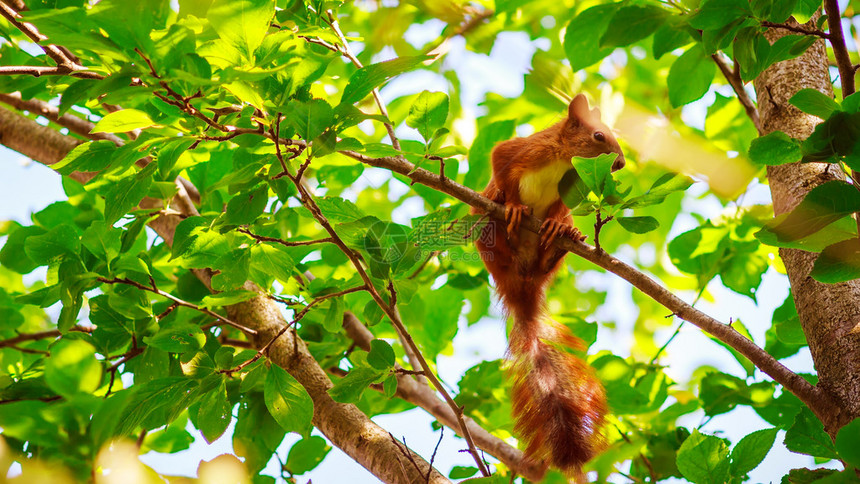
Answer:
238, 228, 332, 247
711, 53, 761, 131
326, 11, 402, 151
761, 21, 828, 39
0, 325, 92, 349
98, 277, 257, 335
594, 210, 613, 251
0, 65, 101, 78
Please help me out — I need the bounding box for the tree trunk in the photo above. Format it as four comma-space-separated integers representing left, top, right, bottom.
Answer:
755, 18, 860, 433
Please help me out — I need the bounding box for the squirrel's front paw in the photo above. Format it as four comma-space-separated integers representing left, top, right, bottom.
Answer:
540, 219, 586, 248
505, 203, 531, 238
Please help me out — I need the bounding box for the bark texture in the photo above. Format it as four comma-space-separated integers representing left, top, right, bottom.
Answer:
755, 19, 860, 432
229, 285, 451, 484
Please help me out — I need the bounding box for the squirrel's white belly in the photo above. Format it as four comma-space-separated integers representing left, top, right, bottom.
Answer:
518, 160, 570, 219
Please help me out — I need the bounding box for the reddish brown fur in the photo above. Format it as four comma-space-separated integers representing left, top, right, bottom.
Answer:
471, 95, 623, 474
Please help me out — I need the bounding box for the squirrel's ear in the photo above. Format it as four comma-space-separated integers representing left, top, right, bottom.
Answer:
568, 94, 590, 124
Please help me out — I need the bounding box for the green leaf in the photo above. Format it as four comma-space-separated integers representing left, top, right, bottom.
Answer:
689, 0, 751, 30
322, 298, 344, 333
116, 377, 198, 436
225, 184, 269, 226
82, 221, 122, 265
835, 418, 860, 468
146, 323, 206, 353
652, 23, 694, 60
367, 339, 396, 370
729, 428, 778, 478
622, 173, 695, 208
756, 214, 857, 251
600, 5, 667, 48
285, 436, 331, 475
171, 216, 230, 266
264, 364, 313, 436
24, 224, 80, 265
784, 408, 839, 459
156, 138, 195, 176
249, 243, 295, 283
328, 365, 385, 403
207, 0, 275, 59
751, 0, 798, 22
212, 248, 251, 291
748, 131, 802, 165
406, 91, 449, 142
761, 181, 860, 242
811, 239, 860, 283
572, 153, 617, 195
287, 98, 335, 141
340, 55, 432, 105
617, 216, 660, 234
564, 4, 618, 70
92, 109, 156, 133
198, 380, 232, 443
199, 290, 257, 308
104, 163, 157, 225
45, 338, 102, 397
668, 44, 716, 108
789, 89, 841, 119
51, 140, 117, 175
676, 429, 730, 484
450, 466, 479, 479
802, 111, 860, 162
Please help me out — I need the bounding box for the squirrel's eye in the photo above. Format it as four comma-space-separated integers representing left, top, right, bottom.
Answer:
593, 131, 606, 142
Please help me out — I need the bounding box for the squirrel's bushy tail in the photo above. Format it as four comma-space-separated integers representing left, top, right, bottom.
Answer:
500, 281, 607, 473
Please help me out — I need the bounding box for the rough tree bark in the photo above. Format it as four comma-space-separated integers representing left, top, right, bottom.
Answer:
755, 18, 860, 433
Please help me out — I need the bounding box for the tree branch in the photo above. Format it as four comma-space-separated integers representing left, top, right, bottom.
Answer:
326, 11, 402, 151
711, 53, 761, 131
0, 1, 92, 74
823, 0, 855, 98
97, 277, 258, 335
343, 151, 832, 419
761, 20, 828, 39
0, 325, 92, 349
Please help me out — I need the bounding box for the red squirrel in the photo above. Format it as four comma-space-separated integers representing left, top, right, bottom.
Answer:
472, 94, 625, 475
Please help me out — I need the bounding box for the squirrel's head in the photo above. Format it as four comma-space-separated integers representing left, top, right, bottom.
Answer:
564, 94, 625, 172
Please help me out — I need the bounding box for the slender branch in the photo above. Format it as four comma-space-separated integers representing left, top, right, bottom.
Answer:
341, 150, 832, 420
823, 0, 855, 98
711, 53, 761, 131
98, 277, 257, 335
237, 228, 332, 247
761, 21, 828, 39
327, 12, 402, 151
0, 325, 92, 349
0, 2, 94, 74
0, 65, 101, 78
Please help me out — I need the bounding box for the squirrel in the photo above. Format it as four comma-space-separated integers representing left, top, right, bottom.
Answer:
471, 94, 625, 475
